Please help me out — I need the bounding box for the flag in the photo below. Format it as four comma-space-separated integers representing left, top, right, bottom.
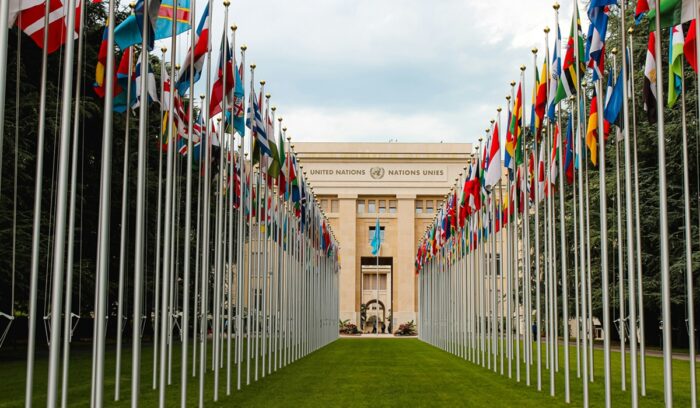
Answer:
668, 24, 684, 108
528, 150, 535, 203
290, 155, 300, 209
485, 123, 501, 189
459, 175, 469, 227
635, 0, 651, 24
586, 87, 610, 166
175, 2, 210, 95
132, 56, 159, 109
647, 0, 695, 30
643, 32, 658, 123
233, 61, 245, 137
113, 47, 135, 113
9, 0, 44, 26
564, 113, 574, 184
279, 130, 288, 199
586, 1, 614, 81
468, 158, 482, 212
504, 107, 514, 170
114, 0, 161, 51
266, 107, 282, 179
555, 9, 585, 103
550, 123, 559, 185
534, 60, 548, 138
604, 65, 624, 126
537, 141, 545, 202
15, 0, 81, 55
510, 83, 523, 165
685, 19, 697, 73
529, 64, 540, 139
547, 22, 562, 120
249, 90, 272, 164
93, 20, 111, 98
153, 0, 191, 40
209, 31, 234, 118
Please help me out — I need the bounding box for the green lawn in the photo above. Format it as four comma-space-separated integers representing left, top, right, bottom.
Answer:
0, 338, 696, 407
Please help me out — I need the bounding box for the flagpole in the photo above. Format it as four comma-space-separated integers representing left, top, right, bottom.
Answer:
61, 0, 86, 404
497, 107, 505, 376
44, 0, 80, 403
226, 64, 236, 393
506, 88, 513, 379
115, 44, 134, 402
651, 1, 673, 405
611, 50, 627, 394
193, 95, 204, 379
131, 2, 154, 403
245, 66, 256, 387
25, 1, 54, 405
181, 1, 198, 404
213, 5, 230, 399
510, 102, 520, 382
531, 48, 542, 392
594, 70, 612, 408
236, 44, 247, 391
261, 97, 273, 376
627, 27, 647, 396
153, 45, 167, 391
679, 57, 697, 408
519, 63, 532, 387
0, 0, 10, 196
617, 3, 643, 403
575, 95, 590, 406
159, 0, 182, 401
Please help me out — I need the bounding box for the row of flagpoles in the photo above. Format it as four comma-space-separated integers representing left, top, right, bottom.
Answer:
0, 0, 340, 407
416, 0, 700, 407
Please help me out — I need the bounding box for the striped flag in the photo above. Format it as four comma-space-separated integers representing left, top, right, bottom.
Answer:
484, 123, 501, 189
668, 24, 684, 107
15, 0, 81, 55
547, 21, 561, 120
176, 2, 210, 95
643, 32, 658, 123
586, 1, 614, 81
555, 8, 585, 103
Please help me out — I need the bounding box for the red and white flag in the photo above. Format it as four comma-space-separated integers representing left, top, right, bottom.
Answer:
14, 0, 81, 55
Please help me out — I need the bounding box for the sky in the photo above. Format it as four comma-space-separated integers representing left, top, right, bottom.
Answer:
164, 0, 583, 145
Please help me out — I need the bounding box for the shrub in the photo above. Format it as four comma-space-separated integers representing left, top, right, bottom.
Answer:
395, 320, 417, 336
338, 319, 360, 335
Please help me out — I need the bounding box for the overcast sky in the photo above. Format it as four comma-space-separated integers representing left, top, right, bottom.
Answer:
166, 0, 582, 145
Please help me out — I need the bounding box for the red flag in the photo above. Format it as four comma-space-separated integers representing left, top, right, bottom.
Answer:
685, 20, 697, 73
16, 0, 81, 55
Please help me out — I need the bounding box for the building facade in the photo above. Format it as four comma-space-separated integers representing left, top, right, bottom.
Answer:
295, 142, 473, 332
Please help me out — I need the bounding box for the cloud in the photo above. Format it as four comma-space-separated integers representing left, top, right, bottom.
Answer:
167, 0, 582, 144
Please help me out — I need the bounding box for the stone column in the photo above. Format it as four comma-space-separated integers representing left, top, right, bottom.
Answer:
338, 194, 358, 325
395, 194, 416, 327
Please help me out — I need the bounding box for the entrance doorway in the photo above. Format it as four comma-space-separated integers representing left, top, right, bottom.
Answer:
360, 256, 392, 334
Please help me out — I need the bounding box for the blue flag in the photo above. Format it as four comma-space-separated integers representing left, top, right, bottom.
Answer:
371, 218, 382, 256
114, 0, 161, 51
603, 66, 624, 127
154, 0, 192, 40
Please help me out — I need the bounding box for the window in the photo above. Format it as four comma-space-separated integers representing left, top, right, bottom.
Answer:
389, 200, 397, 214
415, 200, 423, 214
379, 200, 386, 213
320, 199, 328, 212
368, 200, 376, 213
357, 200, 365, 213
426, 200, 434, 213
331, 199, 339, 213
368, 226, 385, 244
